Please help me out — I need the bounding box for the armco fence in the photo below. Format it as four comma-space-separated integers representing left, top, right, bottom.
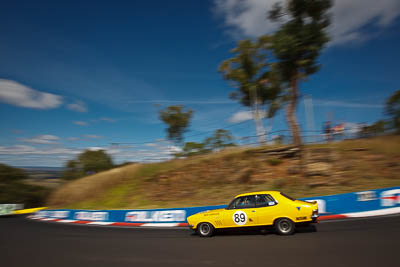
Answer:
33, 186, 400, 225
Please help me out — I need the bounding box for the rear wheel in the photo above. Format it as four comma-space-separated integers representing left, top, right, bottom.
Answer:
274, 218, 295, 235
197, 222, 214, 237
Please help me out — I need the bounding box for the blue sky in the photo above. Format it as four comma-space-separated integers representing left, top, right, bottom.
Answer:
0, 0, 399, 167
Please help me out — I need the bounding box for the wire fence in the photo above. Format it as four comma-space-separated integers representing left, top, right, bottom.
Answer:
108, 119, 390, 163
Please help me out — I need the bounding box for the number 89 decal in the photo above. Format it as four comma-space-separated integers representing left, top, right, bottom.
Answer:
233, 211, 247, 225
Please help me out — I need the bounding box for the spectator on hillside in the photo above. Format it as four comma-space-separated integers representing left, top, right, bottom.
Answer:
323, 121, 332, 142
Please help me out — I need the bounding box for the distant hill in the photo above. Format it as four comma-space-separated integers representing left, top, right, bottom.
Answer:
12, 166, 64, 179
19, 166, 64, 172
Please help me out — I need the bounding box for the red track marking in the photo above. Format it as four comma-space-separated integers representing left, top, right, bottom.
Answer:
318, 214, 348, 221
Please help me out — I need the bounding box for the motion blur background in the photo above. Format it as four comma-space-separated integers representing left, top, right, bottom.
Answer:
0, 0, 399, 210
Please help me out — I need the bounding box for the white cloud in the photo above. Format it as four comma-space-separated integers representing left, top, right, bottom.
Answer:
0, 145, 79, 155
0, 79, 62, 109
98, 117, 116, 123
66, 137, 80, 141
213, 0, 400, 45
229, 110, 253, 123
19, 135, 60, 144
73, 121, 88, 126
83, 134, 103, 139
67, 100, 88, 112
128, 99, 235, 104
0, 139, 183, 166
313, 99, 383, 109
145, 143, 158, 147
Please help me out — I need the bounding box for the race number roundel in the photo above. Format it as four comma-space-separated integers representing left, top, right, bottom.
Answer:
232, 211, 247, 225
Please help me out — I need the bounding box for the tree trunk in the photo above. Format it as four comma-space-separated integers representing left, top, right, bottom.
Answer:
286, 75, 302, 146
250, 85, 266, 145
286, 74, 305, 174
252, 105, 267, 145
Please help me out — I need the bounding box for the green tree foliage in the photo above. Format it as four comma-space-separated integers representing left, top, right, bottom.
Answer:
78, 150, 113, 173
204, 129, 236, 151
159, 105, 193, 146
0, 163, 49, 208
178, 129, 236, 157
386, 90, 400, 133
219, 39, 281, 144
62, 160, 84, 180
0, 163, 27, 182
62, 150, 114, 180
181, 142, 208, 157
360, 120, 388, 137
267, 0, 332, 146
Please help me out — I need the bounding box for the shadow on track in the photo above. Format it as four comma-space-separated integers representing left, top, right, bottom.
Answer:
190, 224, 317, 237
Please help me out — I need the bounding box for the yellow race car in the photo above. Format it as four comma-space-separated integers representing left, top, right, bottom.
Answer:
187, 191, 318, 237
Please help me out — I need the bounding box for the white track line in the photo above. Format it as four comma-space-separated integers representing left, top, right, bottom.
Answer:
141, 223, 180, 227
345, 207, 400, 218
57, 220, 76, 223
87, 222, 114, 225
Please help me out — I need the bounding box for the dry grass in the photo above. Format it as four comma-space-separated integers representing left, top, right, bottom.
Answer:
48, 136, 400, 209
47, 164, 140, 207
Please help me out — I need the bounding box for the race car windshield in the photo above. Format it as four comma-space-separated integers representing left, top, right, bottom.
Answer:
226, 198, 236, 209
280, 192, 296, 201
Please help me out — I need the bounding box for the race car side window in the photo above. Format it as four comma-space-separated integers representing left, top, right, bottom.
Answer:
227, 196, 256, 209
256, 194, 277, 207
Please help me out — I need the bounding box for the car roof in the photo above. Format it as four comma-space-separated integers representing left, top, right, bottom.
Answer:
234, 191, 280, 198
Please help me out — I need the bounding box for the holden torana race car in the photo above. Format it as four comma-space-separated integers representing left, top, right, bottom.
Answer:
187, 191, 318, 237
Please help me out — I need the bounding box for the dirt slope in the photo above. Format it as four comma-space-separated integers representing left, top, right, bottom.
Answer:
48, 136, 400, 209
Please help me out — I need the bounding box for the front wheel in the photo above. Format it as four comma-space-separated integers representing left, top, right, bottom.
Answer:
274, 218, 295, 235
197, 222, 214, 237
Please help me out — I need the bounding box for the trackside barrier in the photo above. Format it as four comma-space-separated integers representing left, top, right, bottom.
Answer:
13, 207, 47, 215
32, 186, 400, 226
0, 204, 24, 216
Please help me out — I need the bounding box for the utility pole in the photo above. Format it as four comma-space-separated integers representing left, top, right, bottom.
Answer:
250, 84, 266, 145
304, 95, 316, 143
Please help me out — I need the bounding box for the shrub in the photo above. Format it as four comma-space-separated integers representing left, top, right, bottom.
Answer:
267, 158, 282, 166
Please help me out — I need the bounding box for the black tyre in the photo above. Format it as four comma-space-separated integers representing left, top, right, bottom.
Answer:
197, 222, 214, 237
274, 218, 295, 235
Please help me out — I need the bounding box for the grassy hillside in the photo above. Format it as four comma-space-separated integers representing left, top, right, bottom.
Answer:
47, 136, 400, 209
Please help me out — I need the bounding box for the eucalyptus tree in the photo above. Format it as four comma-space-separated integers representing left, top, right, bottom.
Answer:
159, 105, 193, 146
267, 0, 332, 146
219, 39, 281, 144
204, 129, 236, 151
386, 90, 400, 133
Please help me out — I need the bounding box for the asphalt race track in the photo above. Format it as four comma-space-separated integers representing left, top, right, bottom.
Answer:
1, 215, 399, 267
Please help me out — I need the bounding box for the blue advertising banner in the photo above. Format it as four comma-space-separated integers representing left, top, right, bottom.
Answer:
35, 186, 400, 223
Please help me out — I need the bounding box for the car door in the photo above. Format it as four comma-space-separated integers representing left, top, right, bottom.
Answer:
254, 194, 280, 226
222, 195, 258, 228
